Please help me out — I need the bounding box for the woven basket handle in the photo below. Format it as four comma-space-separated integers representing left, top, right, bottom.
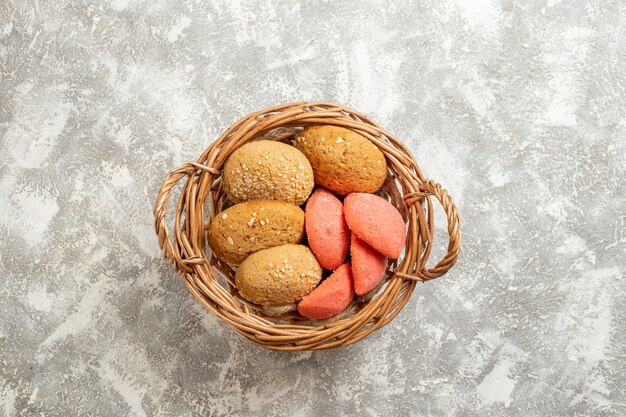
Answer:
153, 162, 218, 272
402, 179, 461, 281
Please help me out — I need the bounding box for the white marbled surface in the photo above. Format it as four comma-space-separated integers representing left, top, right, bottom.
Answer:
1, 0, 625, 416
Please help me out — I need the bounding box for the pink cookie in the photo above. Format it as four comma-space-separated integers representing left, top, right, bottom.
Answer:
297, 263, 354, 320
351, 234, 388, 296
343, 193, 406, 259
305, 188, 350, 270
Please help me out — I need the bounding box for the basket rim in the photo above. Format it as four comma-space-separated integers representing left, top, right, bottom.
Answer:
153, 102, 461, 351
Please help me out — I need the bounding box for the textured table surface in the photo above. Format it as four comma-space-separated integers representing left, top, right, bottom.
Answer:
1, 1, 625, 416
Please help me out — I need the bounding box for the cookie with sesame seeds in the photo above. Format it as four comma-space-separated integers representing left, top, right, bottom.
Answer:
208, 200, 305, 264
235, 244, 322, 306
294, 125, 387, 196
222, 140, 314, 205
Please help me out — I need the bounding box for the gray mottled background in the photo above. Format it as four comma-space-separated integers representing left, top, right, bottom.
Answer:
1, 0, 625, 416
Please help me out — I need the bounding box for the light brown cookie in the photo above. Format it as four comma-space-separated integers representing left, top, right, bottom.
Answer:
235, 244, 322, 306
208, 200, 304, 264
295, 125, 387, 196
222, 140, 314, 204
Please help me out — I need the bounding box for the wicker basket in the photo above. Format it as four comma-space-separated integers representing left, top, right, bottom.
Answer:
153, 102, 461, 351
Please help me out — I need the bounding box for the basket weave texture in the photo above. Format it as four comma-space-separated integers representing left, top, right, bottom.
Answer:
154, 102, 461, 351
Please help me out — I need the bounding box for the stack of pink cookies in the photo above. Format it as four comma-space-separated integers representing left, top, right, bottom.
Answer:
298, 189, 406, 320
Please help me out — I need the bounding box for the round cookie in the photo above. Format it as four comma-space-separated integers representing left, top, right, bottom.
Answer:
235, 244, 322, 306
295, 125, 387, 196
222, 140, 314, 204
208, 200, 304, 264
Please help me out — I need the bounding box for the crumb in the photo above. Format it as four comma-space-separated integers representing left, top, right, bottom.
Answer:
227, 237, 234, 245
336, 137, 343, 143
221, 213, 228, 219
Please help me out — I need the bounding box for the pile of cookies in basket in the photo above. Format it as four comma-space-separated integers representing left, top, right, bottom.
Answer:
208, 125, 406, 320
